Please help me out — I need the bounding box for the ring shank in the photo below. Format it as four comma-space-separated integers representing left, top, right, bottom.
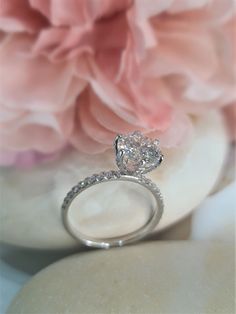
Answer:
62, 171, 164, 249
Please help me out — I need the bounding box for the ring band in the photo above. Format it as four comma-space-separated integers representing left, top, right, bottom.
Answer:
61, 131, 164, 249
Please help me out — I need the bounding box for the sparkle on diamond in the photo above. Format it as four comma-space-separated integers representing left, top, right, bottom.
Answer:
115, 131, 163, 174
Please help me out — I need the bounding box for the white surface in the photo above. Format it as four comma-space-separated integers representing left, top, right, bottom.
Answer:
0, 111, 228, 249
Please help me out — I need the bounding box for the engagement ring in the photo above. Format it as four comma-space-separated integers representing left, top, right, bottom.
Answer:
62, 131, 164, 249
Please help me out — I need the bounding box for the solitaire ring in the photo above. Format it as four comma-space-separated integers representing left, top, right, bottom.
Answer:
61, 131, 164, 249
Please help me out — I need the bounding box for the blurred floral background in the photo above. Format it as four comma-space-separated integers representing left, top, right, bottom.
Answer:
0, 0, 235, 167
0, 1, 235, 313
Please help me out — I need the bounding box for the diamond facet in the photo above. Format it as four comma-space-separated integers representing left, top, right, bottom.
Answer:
114, 131, 163, 174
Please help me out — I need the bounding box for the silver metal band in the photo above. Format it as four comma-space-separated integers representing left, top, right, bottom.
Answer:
62, 170, 164, 249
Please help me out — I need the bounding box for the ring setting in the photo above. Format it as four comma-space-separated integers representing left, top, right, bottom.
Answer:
62, 131, 164, 249
115, 131, 163, 175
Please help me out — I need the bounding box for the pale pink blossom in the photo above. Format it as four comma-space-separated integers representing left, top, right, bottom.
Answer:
0, 149, 62, 168
0, 0, 235, 166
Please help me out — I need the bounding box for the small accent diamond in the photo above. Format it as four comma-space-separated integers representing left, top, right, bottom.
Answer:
72, 186, 80, 193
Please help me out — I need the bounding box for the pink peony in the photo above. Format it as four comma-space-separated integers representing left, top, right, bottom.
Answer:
0, 0, 235, 166
0, 149, 63, 168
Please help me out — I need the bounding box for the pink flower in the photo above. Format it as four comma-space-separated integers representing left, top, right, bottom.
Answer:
0, 0, 235, 166
0, 149, 62, 168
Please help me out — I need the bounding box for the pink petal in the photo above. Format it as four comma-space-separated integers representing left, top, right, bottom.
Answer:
0, 0, 47, 33
70, 122, 108, 155
151, 111, 193, 148
0, 35, 86, 111
0, 149, 64, 168
78, 92, 115, 145
144, 21, 218, 81
89, 92, 141, 133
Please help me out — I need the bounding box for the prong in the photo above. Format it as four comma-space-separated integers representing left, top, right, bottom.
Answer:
153, 139, 160, 146
159, 153, 164, 164
114, 134, 122, 154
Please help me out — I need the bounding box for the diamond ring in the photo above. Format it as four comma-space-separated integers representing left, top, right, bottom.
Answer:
62, 131, 164, 249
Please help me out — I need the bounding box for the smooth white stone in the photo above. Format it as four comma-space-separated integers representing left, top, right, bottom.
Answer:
191, 181, 236, 242
0, 111, 228, 249
7, 242, 234, 314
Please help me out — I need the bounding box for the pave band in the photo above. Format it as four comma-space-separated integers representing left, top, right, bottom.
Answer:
61, 131, 164, 249
62, 170, 164, 249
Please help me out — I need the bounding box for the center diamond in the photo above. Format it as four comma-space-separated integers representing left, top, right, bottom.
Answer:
114, 131, 163, 174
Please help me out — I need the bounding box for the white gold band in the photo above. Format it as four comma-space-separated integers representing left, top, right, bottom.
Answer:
62, 170, 164, 249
